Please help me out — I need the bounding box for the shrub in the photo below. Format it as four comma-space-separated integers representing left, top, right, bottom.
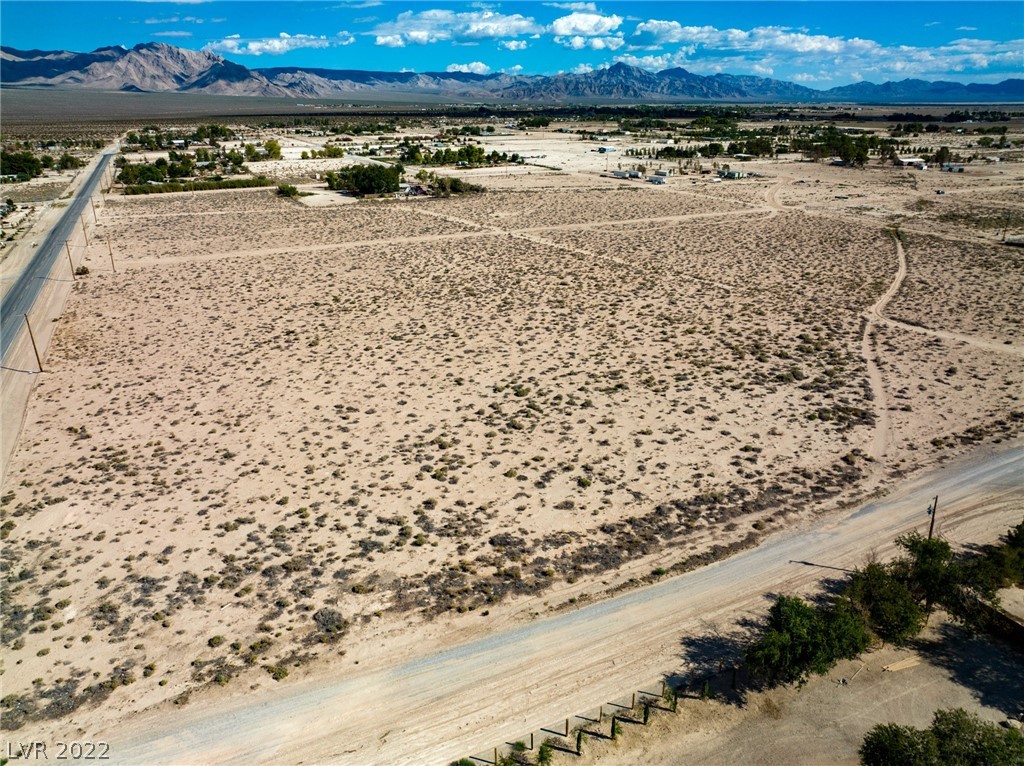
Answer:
277, 184, 299, 198
265, 665, 288, 681
312, 608, 348, 641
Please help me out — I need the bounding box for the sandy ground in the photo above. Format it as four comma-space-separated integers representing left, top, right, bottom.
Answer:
2, 125, 1023, 761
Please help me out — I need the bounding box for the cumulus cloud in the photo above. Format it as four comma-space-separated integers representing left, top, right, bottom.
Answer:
371, 9, 541, 46
499, 39, 528, 51
555, 34, 624, 50
503, 64, 524, 73
571, 62, 594, 73
631, 21, 869, 55
205, 32, 337, 56
613, 51, 683, 71
550, 11, 622, 37
446, 61, 491, 74
624, 18, 1022, 83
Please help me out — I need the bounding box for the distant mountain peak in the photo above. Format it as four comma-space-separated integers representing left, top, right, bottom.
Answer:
1, 41, 1021, 103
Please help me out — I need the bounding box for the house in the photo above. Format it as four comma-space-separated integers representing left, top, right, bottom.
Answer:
940, 163, 965, 173
626, 170, 641, 178
896, 156, 925, 167
718, 169, 747, 180
647, 175, 666, 185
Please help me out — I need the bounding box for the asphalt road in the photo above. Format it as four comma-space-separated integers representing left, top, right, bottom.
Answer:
106, 443, 1024, 766
0, 151, 113, 361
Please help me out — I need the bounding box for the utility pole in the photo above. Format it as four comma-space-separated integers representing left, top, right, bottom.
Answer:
23, 314, 43, 372
80, 213, 89, 246
65, 241, 76, 280
106, 238, 116, 273
927, 495, 939, 540
90, 197, 98, 222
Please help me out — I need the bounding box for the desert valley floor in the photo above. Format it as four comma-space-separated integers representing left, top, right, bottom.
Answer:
2, 146, 1022, 759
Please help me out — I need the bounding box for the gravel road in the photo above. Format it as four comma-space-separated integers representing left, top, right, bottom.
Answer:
106, 443, 1023, 766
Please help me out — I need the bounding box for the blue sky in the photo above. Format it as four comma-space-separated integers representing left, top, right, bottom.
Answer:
2, 2, 1021, 86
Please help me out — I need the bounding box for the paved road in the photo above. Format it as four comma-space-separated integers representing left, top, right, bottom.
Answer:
106, 443, 1024, 766
0, 151, 114, 360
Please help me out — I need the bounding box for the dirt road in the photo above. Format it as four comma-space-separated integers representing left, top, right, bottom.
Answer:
104, 442, 1023, 766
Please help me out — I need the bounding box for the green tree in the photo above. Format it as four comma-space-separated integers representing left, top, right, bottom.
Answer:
861, 709, 1024, 766
847, 562, 925, 645
58, 153, 84, 170
820, 598, 871, 661
930, 708, 1024, 766
895, 532, 997, 629
860, 723, 940, 766
0, 151, 43, 178
325, 164, 401, 196
263, 139, 282, 160
745, 595, 831, 684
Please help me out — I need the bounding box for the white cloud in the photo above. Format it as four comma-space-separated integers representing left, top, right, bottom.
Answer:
371, 9, 542, 46
146, 15, 208, 24
446, 61, 491, 74
337, 31, 356, 46
153, 30, 193, 38
925, 21, 941, 27
624, 19, 1023, 82
631, 20, 877, 56
375, 35, 405, 47
499, 39, 528, 51
555, 34, 624, 51
545, 2, 597, 10
572, 62, 594, 74
550, 11, 622, 37
205, 32, 334, 56
613, 52, 678, 71
956, 26, 978, 32
752, 63, 773, 75
503, 64, 524, 74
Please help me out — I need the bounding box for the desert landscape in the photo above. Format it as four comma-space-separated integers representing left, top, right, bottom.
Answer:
2, 116, 1023, 762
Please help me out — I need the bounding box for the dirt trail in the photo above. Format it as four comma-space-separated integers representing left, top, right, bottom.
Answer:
126, 207, 772, 269
860, 233, 905, 463
104, 444, 1024, 766
878, 316, 1024, 357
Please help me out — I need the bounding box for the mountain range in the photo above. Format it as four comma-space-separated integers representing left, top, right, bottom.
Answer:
2, 42, 1022, 104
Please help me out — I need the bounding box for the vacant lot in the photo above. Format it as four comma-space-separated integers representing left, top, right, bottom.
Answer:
2, 154, 1022, 744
